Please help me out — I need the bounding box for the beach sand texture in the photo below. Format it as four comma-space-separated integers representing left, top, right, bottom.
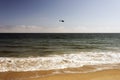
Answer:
0, 69, 120, 80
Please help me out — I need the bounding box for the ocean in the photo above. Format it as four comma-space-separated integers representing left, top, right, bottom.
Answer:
0, 33, 120, 73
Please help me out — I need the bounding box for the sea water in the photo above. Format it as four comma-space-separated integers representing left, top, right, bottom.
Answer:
0, 33, 120, 72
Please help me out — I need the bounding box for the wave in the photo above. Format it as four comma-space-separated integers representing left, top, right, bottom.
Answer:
0, 52, 120, 72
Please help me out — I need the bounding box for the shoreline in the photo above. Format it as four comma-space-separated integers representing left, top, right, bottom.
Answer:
0, 69, 120, 80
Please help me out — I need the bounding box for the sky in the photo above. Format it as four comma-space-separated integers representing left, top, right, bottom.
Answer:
0, 0, 120, 33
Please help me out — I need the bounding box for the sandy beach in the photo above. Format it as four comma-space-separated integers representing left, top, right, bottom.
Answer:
0, 69, 120, 80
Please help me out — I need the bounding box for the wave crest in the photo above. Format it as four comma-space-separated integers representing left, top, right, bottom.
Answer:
0, 52, 120, 72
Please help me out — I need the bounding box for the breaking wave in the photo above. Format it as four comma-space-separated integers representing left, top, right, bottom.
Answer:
0, 52, 120, 72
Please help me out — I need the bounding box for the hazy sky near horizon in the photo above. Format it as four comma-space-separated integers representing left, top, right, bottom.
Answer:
0, 0, 120, 33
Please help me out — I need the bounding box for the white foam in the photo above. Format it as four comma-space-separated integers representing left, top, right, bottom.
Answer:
0, 52, 120, 72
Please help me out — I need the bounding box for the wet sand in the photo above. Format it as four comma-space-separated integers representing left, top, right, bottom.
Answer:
0, 69, 120, 80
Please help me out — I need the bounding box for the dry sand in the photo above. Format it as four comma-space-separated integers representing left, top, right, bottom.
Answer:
0, 69, 120, 80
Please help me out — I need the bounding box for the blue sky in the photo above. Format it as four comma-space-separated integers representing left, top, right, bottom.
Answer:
0, 0, 120, 33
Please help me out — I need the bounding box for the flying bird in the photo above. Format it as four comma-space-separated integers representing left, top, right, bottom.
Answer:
59, 20, 64, 22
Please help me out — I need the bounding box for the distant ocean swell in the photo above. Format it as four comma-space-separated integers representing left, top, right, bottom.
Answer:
0, 51, 120, 72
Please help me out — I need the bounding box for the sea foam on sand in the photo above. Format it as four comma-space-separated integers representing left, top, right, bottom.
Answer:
0, 52, 120, 72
